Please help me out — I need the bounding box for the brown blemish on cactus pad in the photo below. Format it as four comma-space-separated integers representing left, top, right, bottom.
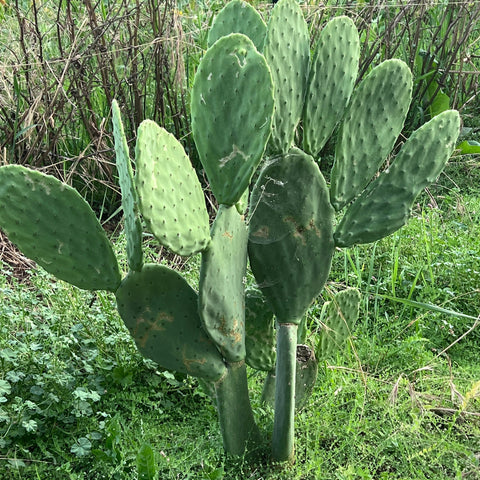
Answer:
251, 226, 269, 239
132, 317, 168, 348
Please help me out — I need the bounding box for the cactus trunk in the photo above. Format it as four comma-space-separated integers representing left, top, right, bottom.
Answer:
272, 322, 298, 463
215, 361, 261, 456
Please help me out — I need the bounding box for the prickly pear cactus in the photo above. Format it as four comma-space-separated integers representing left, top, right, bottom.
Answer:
116, 264, 227, 382
264, 0, 309, 154
135, 120, 210, 256
199, 205, 247, 363
334, 110, 461, 246
0, 165, 121, 291
303, 16, 360, 157
191, 33, 274, 206
0, 0, 462, 467
112, 99, 143, 271
330, 59, 413, 211
248, 148, 335, 324
317, 288, 361, 360
207, 0, 267, 52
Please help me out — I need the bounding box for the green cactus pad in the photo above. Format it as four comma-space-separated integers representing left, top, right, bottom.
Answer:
335, 110, 460, 247
112, 100, 143, 271
191, 33, 274, 206
135, 120, 210, 256
207, 0, 267, 52
303, 16, 360, 157
245, 288, 276, 371
264, 0, 310, 154
331, 59, 413, 211
0, 165, 121, 291
115, 264, 227, 382
317, 288, 361, 360
248, 148, 335, 324
199, 205, 248, 363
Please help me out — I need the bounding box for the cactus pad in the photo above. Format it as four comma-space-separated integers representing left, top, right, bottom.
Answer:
331, 59, 413, 211
303, 16, 360, 157
191, 33, 274, 206
248, 148, 335, 324
199, 205, 248, 362
317, 288, 361, 360
135, 120, 210, 256
207, 0, 267, 52
264, 0, 310, 154
0, 165, 121, 291
112, 99, 143, 271
245, 288, 276, 371
335, 110, 460, 247
116, 264, 227, 382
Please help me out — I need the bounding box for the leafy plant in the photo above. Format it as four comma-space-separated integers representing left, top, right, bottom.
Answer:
0, 0, 460, 467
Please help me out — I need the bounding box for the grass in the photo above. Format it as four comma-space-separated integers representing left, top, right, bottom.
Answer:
0, 165, 479, 479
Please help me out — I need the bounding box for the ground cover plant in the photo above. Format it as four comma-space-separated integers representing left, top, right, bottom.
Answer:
0, 0, 479, 478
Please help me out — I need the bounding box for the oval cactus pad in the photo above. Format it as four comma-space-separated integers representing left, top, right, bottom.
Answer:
335, 110, 460, 247
248, 148, 335, 324
0, 165, 121, 291
303, 16, 360, 157
207, 0, 267, 52
331, 59, 413, 211
264, 0, 310, 154
135, 120, 210, 256
191, 33, 274, 206
112, 99, 143, 271
199, 205, 248, 363
116, 264, 227, 382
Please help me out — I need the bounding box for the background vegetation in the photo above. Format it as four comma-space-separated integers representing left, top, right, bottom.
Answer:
0, 0, 479, 478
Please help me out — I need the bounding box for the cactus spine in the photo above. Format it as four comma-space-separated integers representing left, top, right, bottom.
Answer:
0, 0, 461, 466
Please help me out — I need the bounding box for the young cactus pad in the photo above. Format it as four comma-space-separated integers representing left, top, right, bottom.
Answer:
191, 33, 274, 206
317, 288, 361, 360
135, 120, 210, 256
248, 148, 335, 324
207, 0, 267, 52
335, 110, 461, 247
0, 165, 121, 291
264, 0, 310, 154
303, 16, 360, 157
199, 205, 248, 363
112, 99, 143, 271
116, 264, 227, 382
330, 59, 413, 211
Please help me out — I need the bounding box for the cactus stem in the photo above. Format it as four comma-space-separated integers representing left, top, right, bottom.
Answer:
272, 321, 298, 463
215, 360, 261, 456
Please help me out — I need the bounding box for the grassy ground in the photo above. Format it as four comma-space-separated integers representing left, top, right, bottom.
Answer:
0, 163, 479, 479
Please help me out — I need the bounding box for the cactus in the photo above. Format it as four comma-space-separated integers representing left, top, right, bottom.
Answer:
263, 0, 310, 154
317, 288, 361, 360
303, 16, 360, 157
0, 165, 121, 291
135, 120, 210, 256
207, 0, 267, 52
0, 0, 461, 467
112, 99, 143, 272
191, 33, 274, 206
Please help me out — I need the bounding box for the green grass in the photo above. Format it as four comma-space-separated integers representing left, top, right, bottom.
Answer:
1, 166, 479, 479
